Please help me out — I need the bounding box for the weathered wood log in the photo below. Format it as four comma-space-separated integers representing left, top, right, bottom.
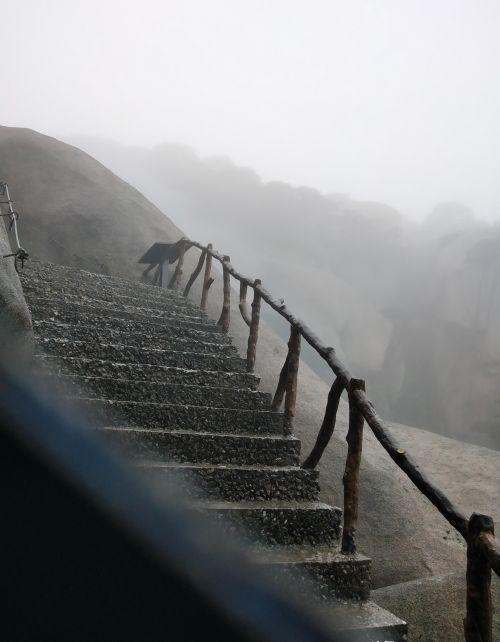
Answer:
186, 237, 479, 546
246, 279, 261, 372
168, 240, 186, 290
301, 378, 344, 469
238, 282, 251, 327
217, 255, 231, 332
200, 244, 213, 311
272, 353, 289, 412
464, 513, 494, 642
341, 379, 365, 554
349, 387, 469, 538
478, 531, 500, 576
283, 325, 301, 435
183, 247, 207, 298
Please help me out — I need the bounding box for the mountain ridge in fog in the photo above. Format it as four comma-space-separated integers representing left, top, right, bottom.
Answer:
71, 136, 500, 450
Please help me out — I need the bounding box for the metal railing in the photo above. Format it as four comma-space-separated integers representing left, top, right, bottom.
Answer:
0, 181, 28, 272
165, 236, 499, 642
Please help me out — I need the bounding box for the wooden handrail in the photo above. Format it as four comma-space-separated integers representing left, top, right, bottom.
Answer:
238, 282, 251, 327
217, 255, 231, 332
283, 325, 301, 435
178, 238, 499, 641
341, 379, 365, 554
302, 378, 344, 469
168, 239, 186, 290
246, 280, 261, 373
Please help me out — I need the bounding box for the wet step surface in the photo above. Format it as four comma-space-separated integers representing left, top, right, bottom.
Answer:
75, 397, 284, 434
45, 374, 271, 409
98, 427, 300, 466
137, 461, 320, 502
36, 337, 248, 371
38, 356, 260, 389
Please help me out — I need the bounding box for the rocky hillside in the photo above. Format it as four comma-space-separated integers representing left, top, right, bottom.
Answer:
0, 126, 182, 276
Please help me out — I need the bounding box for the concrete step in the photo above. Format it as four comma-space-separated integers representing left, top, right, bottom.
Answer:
76, 398, 284, 434
26, 288, 197, 317
33, 317, 231, 345
137, 462, 319, 502
98, 428, 300, 466
34, 324, 236, 355
27, 296, 209, 326
254, 545, 371, 602
36, 338, 247, 372
195, 501, 342, 546
22, 260, 190, 303
319, 601, 408, 641
38, 356, 260, 390
30, 304, 221, 333
49, 375, 272, 410
23, 275, 194, 311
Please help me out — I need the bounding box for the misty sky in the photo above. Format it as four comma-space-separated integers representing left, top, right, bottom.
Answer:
2, 0, 500, 220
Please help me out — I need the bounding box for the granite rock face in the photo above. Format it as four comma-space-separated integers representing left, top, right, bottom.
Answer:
0, 216, 33, 361
21, 259, 407, 641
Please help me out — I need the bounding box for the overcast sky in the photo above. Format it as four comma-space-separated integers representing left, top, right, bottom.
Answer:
2, 0, 500, 220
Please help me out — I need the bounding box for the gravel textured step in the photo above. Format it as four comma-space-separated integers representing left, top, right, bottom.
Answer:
138, 462, 319, 502
195, 501, 342, 546
22, 260, 190, 303
38, 356, 259, 390
27, 296, 209, 326
26, 288, 197, 317
31, 304, 221, 333
36, 338, 247, 371
77, 398, 284, 434
98, 428, 300, 465
254, 545, 371, 602
50, 375, 272, 410
34, 325, 236, 356
33, 318, 231, 345
23, 276, 194, 311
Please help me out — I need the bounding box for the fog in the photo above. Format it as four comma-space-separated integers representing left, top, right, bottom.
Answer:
72, 137, 500, 450
3, 0, 500, 220
2, 2, 500, 448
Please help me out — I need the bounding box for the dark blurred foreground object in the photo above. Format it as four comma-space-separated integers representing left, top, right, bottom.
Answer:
0, 362, 349, 642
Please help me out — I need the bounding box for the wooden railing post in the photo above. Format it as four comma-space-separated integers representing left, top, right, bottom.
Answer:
302, 378, 344, 469
200, 244, 214, 310
283, 325, 301, 435
168, 240, 186, 290
239, 282, 251, 326
217, 255, 231, 332
246, 279, 261, 372
183, 246, 207, 298
464, 513, 494, 642
341, 378, 365, 554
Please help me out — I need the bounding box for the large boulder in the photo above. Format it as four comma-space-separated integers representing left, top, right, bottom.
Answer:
0, 126, 182, 276
0, 208, 33, 361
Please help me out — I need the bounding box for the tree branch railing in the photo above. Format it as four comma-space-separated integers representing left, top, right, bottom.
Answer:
161, 237, 500, 642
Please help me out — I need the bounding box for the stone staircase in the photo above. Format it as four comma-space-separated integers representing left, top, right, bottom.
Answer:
21, 260, 407, 641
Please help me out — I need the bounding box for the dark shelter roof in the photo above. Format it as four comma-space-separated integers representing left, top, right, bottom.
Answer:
138, 239, 185, 265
